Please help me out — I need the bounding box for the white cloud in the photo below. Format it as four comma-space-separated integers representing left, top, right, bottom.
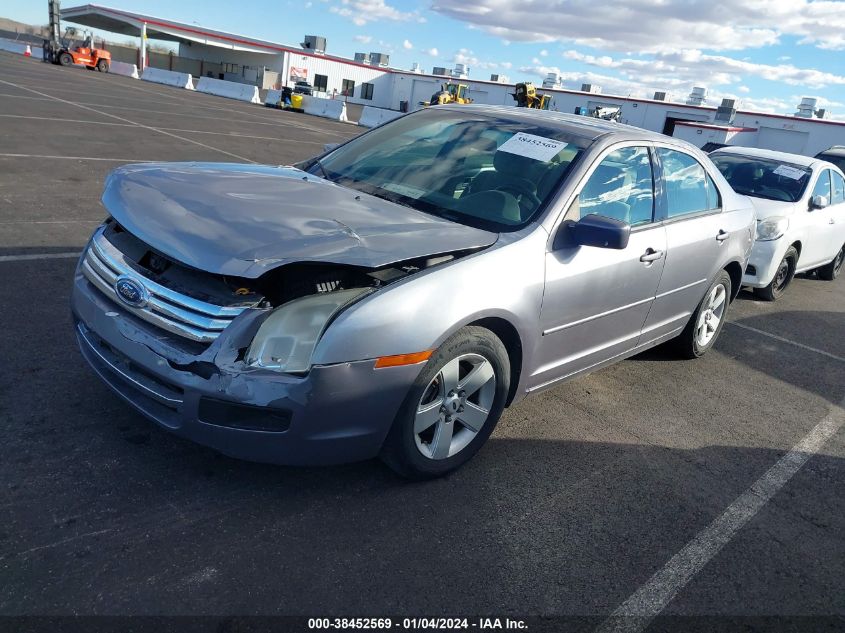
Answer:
738, 85, 750, 93
431, 0, 845, 52
539, 49, 548, 57
425, 47, 439, 57
353, 34, 372, 44
563, 48, 845, 90
331, 0, 423, 26
403, 39, 413, 49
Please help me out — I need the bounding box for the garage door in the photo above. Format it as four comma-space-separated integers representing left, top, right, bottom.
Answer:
411, 79, 440, 110
468, 89, 488, 104
757, 127, 810, 154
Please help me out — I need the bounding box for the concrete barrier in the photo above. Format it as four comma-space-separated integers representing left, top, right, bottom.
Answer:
324, 99, 349, 122
0, 40, 31, 56
358, 106, 404, 128
196, 76, 261, 104
302, 96, 349, 122
108, 60, 139, 79
264, 89, 282, 107
141, 67, 194, 90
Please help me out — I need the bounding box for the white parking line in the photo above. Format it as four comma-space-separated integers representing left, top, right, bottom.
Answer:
0, 252, 82, 262
727, 321, 845, 363
596, 392, 844, 633
0, 78, 256, 163
0, 152, 150, 162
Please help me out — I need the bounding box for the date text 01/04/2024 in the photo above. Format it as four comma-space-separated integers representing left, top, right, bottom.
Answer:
307, 617, 528, 630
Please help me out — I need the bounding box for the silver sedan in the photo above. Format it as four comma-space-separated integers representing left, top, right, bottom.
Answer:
72, 105, 755, 478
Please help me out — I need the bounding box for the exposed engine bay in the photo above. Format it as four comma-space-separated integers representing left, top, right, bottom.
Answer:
102, 218, 466, 311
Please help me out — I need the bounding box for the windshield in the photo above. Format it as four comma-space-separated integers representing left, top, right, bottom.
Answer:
710, 153, 811, 202
306, 108, 589, 231
816, 153, 845, 174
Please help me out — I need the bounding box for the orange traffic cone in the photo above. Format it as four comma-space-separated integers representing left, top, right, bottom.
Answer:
24, 45, 31, 57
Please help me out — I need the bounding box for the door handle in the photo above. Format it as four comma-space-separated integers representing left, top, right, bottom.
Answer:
716, 230, 730, 242
640, 248, 664, 263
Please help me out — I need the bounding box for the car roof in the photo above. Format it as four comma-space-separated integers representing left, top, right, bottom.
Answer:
710, 145, 817, 167
437, 104, 671, 144
817, 146, 845, 157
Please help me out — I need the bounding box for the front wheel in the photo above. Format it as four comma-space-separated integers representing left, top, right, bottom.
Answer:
380, 326, 510, 479
817, 244, 844, 281
58, 52, 73, 66
96, 59, 109, 72
675, 270, 732, 359
754, 246, 797, 301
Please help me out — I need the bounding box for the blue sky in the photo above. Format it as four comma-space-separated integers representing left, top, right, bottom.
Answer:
8, 0, 845, 117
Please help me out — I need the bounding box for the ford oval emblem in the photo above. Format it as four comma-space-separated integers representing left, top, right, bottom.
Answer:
114, 276, 149, 308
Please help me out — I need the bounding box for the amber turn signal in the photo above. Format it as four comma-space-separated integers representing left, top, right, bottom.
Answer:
374, 350, 434, 368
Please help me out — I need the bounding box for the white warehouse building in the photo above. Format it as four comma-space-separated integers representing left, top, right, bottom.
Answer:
62, 4, 845, 157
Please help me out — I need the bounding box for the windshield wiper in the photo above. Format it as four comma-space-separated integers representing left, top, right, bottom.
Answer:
312, 158, 332, 182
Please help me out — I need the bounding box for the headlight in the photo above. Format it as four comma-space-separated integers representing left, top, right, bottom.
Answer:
246, 288, 370, 373
756, 217, 789, 241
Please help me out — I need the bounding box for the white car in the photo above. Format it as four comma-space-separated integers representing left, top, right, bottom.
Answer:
711, 147, 845, 300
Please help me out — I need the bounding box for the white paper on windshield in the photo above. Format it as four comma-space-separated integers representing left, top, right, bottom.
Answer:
381, 182, 427, 199
773, 165, 806, 180
497, 133, 566, 162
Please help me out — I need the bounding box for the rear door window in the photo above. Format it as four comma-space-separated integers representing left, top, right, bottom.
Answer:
656, 149, 710, 218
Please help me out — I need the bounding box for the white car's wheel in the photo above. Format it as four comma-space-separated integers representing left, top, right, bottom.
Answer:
817, 244, 844, 281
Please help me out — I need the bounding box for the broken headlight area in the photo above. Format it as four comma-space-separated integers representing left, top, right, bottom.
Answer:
245, 287, 373, 373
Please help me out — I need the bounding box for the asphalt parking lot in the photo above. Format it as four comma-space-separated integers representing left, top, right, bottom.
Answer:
0, 52, 843, 631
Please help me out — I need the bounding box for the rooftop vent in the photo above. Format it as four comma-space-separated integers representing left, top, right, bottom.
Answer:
714, 97, 738, 123
653, 91, 667, 101
354, 52, 371, 64
581, 83, 601, 93
410, 62, 422, 74
301, 35, 326, 53
369, 52, 390, 67
542, 72, 561, 89
432, 66, 448, 76
490, 73, 509, 83
795, 96, 819, 118
686, 86, 708, 106
452, 63, 469, 78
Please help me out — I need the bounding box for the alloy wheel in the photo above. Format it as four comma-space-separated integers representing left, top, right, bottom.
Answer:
695, 283, 727, 347
414, 353, 496, 460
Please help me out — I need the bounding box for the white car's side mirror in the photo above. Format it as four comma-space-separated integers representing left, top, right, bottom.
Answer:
810, 194, 829, 210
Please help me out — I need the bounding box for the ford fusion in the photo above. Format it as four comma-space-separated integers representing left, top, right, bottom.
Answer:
711, 147, 845, 300
73, 105, 755, 478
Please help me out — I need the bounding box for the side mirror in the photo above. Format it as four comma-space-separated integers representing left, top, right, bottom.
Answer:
563, 214, 631, 250
810, 195, 829, 210
323, 143, 340, 153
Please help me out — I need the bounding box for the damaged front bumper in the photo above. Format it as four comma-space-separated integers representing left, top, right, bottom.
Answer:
71, 266, 422, 466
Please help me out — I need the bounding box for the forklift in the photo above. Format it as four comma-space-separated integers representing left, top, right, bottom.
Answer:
511, 82, 551, 109
423, 82, 473, 106
42, 0, 111, 72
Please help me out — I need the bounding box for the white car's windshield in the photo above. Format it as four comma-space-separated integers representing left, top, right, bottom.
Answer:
711, 154, 811, 203
309, 108, 589, 231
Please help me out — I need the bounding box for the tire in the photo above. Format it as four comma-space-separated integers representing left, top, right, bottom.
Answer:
97, 59, 109, 72
380, 326, 510, 479
58, 52, 73, 67
754, 246, 798, 301
817, 244, 844, 281
675, 270, 732, 359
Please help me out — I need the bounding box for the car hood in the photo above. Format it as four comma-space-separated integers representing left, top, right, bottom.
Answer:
747, 196, 798, 221
101, 162, 498, 278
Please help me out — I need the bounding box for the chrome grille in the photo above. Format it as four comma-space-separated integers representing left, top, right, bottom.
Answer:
82, 226, 248, 343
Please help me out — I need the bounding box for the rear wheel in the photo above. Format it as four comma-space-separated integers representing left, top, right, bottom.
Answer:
754, 246, 797, 301
674, 270, 731, 359
817, 244, 844, 281
380, 326, 510, 479
58, 52, 73, 66
96, 59, 109, 72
